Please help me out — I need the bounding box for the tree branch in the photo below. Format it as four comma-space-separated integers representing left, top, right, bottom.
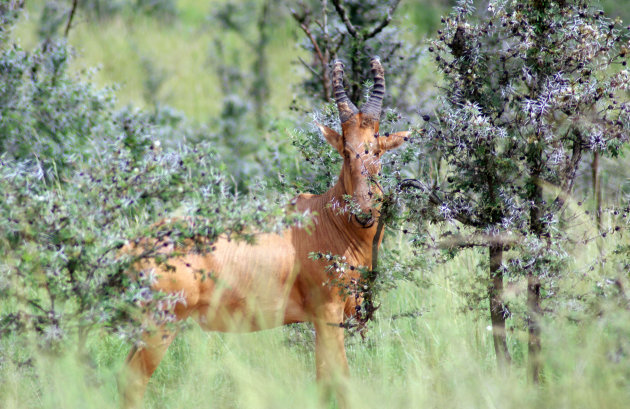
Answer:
331, 0, 358, 38
364, 0, 401, 40
398, 179, 484, 228
64, 0, 79, 38
290, 7, 331, 101
434, 231, 521, 249
297, 56, 322, 78
552, 129, 583, 211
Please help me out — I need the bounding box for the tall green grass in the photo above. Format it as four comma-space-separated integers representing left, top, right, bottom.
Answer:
3, 232, 630, 409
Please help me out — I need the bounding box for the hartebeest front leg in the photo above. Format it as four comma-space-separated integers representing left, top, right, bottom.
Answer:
119, 328, 177, 409
314, 303, 350, 407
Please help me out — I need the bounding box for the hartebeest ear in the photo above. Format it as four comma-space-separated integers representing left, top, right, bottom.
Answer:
379, 131, 410, 151
317, 123, 344, 153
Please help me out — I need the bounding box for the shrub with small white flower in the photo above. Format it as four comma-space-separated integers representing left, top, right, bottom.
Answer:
0, 8, 304, 365
414, 0, 629, 379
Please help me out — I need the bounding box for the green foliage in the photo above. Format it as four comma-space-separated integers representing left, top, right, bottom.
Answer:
0, 40, 116, 170
283, 103, 342, 194
418, 0, 630, 283
389, 0, 630, 372
0, 12, 305, 361
0, 1, 24, 46
1, 141, 214, 351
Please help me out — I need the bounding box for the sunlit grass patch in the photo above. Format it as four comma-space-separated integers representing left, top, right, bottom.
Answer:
13, 1, 304, 122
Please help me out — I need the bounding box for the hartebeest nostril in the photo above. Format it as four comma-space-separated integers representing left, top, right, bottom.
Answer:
354, 212, 375, 228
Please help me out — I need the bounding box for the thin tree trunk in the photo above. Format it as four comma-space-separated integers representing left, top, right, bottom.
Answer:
527, 143, 544, 383
488, 244, 511, 368
252, 0, 271, 131
527, 272, 542, 383
592, 151, 602, 232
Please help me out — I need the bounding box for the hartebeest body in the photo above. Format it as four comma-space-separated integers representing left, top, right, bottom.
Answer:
120, 57, 409, 408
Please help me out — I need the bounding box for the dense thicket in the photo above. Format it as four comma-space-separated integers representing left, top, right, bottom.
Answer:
404, 0, 630, 377
0, 3, 304, 361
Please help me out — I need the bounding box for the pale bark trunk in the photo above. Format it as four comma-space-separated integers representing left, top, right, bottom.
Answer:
488, 245, 511, 368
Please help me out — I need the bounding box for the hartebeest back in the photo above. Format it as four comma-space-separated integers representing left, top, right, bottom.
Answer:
120, 57, 410, 408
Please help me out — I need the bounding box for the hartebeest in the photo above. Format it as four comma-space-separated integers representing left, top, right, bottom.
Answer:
120, 57, 410, 408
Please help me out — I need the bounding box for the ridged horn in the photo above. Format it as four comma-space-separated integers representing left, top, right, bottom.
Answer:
362, 56, 385, 120
332, 60, 359, 123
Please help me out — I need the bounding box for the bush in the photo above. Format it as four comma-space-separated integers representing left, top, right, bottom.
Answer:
0, 12, 304, 363
412, 0, 630, 374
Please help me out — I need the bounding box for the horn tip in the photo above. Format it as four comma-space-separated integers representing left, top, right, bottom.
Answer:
370, 56, 384, 72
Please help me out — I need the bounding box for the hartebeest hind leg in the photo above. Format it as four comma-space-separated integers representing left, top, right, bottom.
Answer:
120, 328, 177, 409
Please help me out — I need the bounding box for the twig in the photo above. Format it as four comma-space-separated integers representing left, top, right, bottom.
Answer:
434, 231, 521, 249
365, 0, 401, 40
299, 23, 326, 70
331, 0, 357, 38
64, 0, 79, 38
552, 128, 583, 211
398, 179, 483, 228
290, 7, 331, 100
297, 56, 322, 78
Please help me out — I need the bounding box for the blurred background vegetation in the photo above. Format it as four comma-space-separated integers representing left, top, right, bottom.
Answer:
13, 0, 629, 117
12, 0, 630, 193
14, 0, 443, 119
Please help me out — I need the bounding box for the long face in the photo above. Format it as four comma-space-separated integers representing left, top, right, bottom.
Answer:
318, 58, 409, 227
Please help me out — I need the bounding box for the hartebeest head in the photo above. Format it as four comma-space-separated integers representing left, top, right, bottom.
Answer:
318, 57, 409, 227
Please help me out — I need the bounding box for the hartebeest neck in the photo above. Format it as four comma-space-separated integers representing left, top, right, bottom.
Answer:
311, 167, 381, 266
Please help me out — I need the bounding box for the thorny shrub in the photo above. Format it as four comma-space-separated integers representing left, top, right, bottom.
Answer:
412, 0, 630, 330
0, 14, 308, 362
